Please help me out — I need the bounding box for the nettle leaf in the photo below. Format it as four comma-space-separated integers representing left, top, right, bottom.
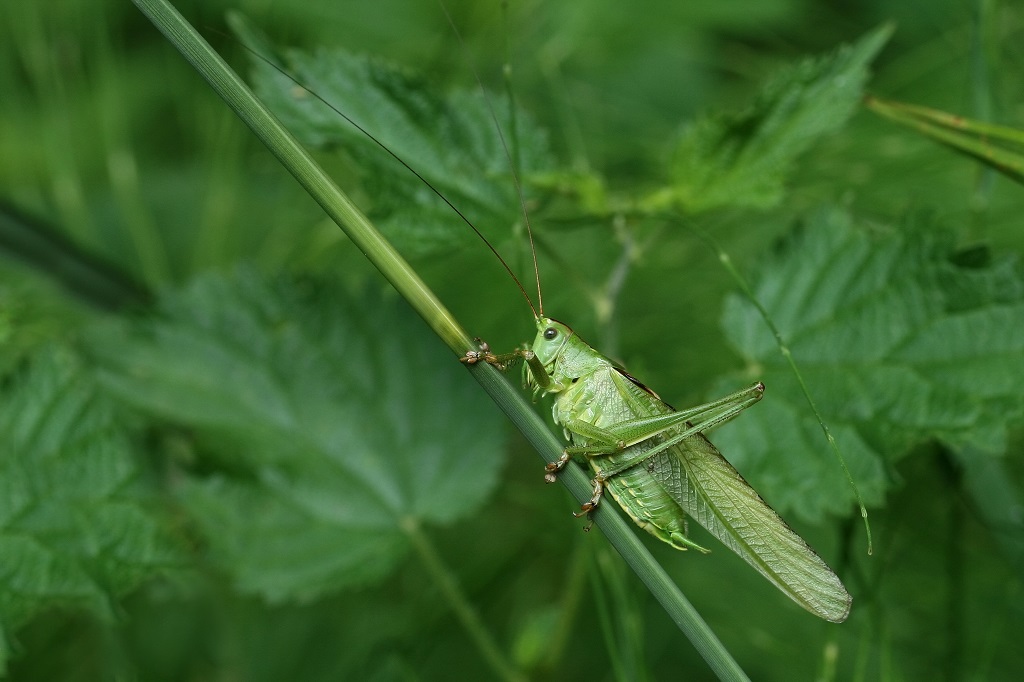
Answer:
713, 207, 1024, 521
89, 269, 505, 602
0, 348, 181, 648
662, 25, 891, 213
249, 45, 553, 256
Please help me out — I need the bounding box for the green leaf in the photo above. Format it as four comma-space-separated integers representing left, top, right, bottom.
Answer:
0, 348, 181, 667
89, 269, 506, 602
247, 43, 554, 256
659, 25, 892, 214
714, 207, 1024, 520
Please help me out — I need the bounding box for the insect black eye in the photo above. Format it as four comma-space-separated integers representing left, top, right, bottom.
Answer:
544, 327, 558, 340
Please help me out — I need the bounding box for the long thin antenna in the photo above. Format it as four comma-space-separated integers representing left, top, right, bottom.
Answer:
228, 31, 539, 319
437, 1, 544, 317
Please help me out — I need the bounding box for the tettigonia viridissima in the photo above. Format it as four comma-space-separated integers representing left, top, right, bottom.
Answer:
138, 0, 872, 626
447, 6, 857, 623
270, 8, 858, 623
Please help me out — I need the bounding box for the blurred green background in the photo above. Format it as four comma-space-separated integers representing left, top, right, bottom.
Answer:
1, 0, 1022, 679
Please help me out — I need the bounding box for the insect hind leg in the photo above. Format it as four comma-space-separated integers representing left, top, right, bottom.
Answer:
574, 474, 606, 517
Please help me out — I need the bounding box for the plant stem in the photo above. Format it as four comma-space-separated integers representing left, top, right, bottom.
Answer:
401, 517, 527, 682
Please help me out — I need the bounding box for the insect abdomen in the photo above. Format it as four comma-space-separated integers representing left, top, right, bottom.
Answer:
553, 367, 705, 552
600, 449, 703, 552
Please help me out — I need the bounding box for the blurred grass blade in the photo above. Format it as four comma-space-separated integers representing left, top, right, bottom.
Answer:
0, 202, 151, 311
865, 96, 1024, 184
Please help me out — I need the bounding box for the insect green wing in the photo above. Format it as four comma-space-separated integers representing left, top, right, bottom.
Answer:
662, 435, 852, 622
621, 375, 853, 622
529, 317, 852, 623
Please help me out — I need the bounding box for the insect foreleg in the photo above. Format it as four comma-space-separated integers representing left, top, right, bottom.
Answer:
521, 350, 551, 390
460, 338, 529, 370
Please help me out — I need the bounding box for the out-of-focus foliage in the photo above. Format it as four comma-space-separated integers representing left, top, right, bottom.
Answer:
88, 270, 505, 601
661, 26, 892, 213
245, 37, 555, 256
0, 349, 182, 633
715, 207, 1024, 519
1, 0, 1022, 679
